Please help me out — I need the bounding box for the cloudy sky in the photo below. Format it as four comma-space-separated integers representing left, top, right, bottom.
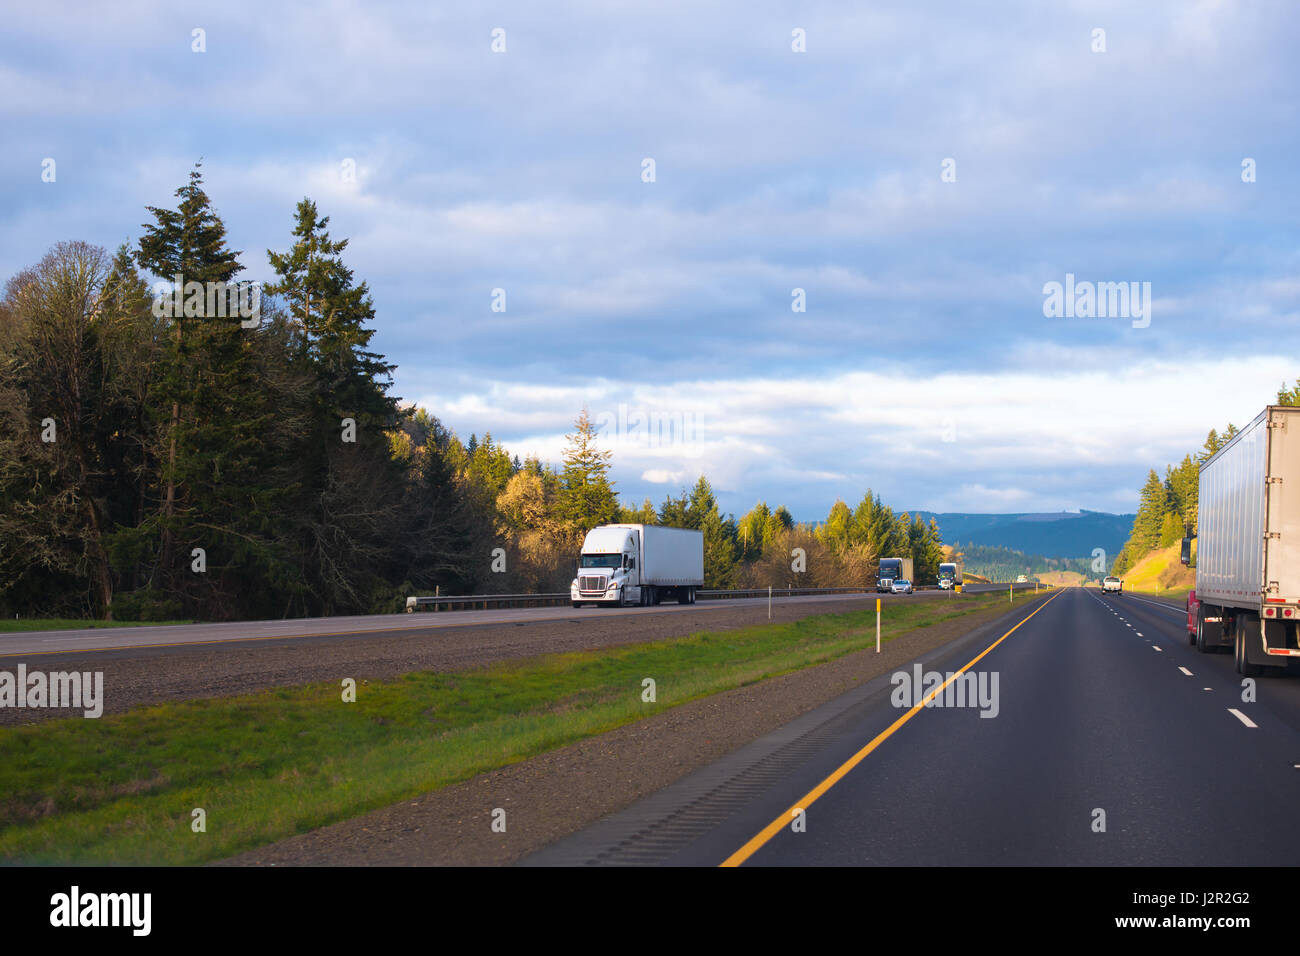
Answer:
4, 1, 1297, 521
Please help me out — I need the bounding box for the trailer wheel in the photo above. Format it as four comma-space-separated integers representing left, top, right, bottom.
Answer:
1236, 617, 1263, 677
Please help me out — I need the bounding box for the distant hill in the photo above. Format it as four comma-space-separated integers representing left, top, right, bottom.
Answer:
912, 510, 1134, 558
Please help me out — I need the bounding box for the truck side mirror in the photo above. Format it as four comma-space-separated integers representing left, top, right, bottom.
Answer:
1179, 536, 1191, 566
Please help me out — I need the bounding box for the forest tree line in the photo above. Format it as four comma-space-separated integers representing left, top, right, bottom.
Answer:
0, 165, 943, 621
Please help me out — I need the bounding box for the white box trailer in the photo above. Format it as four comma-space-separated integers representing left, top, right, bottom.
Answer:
571, 524, 704, 608
1189, 405, 1300, 675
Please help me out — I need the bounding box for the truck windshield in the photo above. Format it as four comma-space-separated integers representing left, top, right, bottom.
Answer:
580, 554, 623, 569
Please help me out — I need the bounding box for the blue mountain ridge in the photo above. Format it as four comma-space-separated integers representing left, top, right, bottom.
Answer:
908, 510, 1134, 559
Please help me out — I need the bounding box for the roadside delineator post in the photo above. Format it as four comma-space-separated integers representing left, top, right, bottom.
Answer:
1009, 583, 1013, 604
876, 598, 881, 653
768, 585, 772, 620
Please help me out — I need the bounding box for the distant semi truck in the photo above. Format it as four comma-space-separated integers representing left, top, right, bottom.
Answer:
571, 524, 704, 608
877, 556, 914, 593
1183, 405, 1300, 676
938, 561, 962, 589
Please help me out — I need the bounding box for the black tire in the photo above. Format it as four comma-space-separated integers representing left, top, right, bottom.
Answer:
1238, 617, 1262, 677
572, 602, 583, 609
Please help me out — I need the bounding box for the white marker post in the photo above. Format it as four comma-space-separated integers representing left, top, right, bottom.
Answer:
876, 598, 881, 653
768, 585, 772, 620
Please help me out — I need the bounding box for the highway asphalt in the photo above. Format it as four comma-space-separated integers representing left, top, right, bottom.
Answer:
0, 585, 1012, 657
526, 586, 1300, 866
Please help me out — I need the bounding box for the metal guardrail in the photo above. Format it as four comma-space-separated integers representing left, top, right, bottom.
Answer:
404, 583, 1041, 612
405, 586, 878, 612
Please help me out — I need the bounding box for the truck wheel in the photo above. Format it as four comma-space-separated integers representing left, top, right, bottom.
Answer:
1237, 618, 1262, 677
572, 602, 583, 609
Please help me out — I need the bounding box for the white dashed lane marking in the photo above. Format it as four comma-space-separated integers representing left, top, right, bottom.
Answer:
1228, 708, 1257, 728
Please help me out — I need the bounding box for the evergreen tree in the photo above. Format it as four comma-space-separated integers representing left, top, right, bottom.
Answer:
137, 162, 251, 581
558, 408, 617, 531
1158, 511, 1184, 548
658, 491, 690, 527
737, 502, 771, 560
818, 499, 852, 551
265, 198, 397, 429
1132, 470, 1169, 550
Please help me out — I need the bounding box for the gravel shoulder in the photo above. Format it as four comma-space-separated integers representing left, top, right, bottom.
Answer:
216, 597, 1034, 866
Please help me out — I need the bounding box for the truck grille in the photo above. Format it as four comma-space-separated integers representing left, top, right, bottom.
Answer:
579, 575, 607, 594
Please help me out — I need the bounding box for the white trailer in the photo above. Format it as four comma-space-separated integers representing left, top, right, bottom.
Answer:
1188, 406, 1300, 675
570, 524, 704, 608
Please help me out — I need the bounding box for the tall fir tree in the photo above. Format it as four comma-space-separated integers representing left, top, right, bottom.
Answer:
559, 408, 617, 531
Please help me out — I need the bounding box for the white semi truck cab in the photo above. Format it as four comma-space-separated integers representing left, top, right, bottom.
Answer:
571, 524, 704, 608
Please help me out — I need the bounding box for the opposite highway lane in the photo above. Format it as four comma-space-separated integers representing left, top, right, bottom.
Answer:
527, 586, 1300, 866
0, 586, 1008, 657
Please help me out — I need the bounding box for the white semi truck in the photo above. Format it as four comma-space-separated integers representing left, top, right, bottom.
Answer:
571, 524, 704, 608
1185, 405, 1300, 676
938, 561, 962, 589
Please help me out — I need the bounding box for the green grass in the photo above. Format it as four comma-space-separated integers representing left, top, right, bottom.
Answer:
1116, 542, 1194, 604
0, 618, 192, 633
0, 592, 1015, 865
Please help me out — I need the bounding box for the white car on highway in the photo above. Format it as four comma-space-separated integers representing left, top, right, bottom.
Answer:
1102, 576, 1123, 594
890, 578, 914, 595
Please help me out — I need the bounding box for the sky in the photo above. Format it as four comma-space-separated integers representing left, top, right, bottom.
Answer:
3, 0, 1298, 522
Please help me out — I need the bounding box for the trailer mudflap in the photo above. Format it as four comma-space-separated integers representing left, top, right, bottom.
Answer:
1255, 619, 1295, 668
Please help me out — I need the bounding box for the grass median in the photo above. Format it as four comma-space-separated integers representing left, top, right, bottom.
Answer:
0, 590, 1027, 864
